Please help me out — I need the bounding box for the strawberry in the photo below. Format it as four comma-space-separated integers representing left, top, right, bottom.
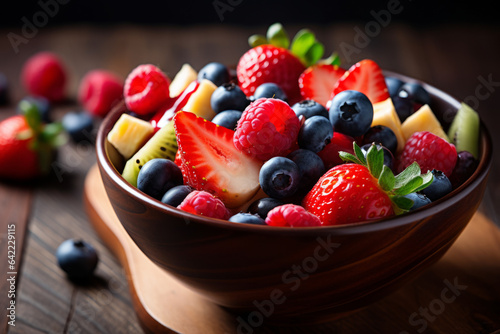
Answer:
303, 143, 433, 225
396, 131, 457, 177
237, 45, 305, 104
0, 101, 64, 180
298, 64, 346, 108
173, 111, 262, 209
317, 132, 356, 170
330, 59, 390, 105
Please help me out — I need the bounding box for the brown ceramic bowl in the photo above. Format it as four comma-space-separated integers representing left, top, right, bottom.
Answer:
96, 72, 492, 324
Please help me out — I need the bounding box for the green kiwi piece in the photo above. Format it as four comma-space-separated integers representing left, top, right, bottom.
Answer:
447, 102, 480, 159
122, 120, 178, 187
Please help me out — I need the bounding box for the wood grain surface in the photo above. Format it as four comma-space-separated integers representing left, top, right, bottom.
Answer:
0, 22, 499, 333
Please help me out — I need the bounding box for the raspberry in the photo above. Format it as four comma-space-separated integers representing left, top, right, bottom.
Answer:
21, 52, 67, 102
177, 190, 230, 220
78, 70, 123, 117
233, 98, 300, 161
396, 131, 457, 177
124, 64, 170, 115
265, 204, 322, 227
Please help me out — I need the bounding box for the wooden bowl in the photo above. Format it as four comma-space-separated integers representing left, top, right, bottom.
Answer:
95, 72, 492, 324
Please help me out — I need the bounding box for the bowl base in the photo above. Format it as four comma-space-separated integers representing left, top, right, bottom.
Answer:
83, 165, 500, 333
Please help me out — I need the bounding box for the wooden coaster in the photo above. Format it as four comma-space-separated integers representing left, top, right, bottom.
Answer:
83, 165, 500, 333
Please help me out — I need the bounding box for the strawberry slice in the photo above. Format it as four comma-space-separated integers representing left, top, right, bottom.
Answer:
330, 59, 390, 105
298, 64, 346, 108
173, 111, 262, 209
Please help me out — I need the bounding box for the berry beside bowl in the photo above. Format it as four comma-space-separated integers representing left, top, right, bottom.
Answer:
96, 70, 492, 323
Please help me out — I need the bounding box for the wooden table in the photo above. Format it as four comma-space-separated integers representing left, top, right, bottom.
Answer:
1, 23, 499, 333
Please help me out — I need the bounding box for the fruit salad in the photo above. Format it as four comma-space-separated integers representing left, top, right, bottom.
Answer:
107, 23, 481, 227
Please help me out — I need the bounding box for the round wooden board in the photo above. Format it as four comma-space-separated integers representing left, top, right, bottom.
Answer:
83, 165, 500, 333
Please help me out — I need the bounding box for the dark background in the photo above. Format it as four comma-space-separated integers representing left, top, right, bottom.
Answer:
0, 0, 497, 28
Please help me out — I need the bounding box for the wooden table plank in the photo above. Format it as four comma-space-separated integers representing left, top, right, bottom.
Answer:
0, 22, 498, 333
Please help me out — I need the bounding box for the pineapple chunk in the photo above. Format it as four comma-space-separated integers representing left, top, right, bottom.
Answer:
169, 63, 198, 98
107, 113, 154, 159
182, 79, 217, 121
401, 104, 449, 142
372, 98, 406, 152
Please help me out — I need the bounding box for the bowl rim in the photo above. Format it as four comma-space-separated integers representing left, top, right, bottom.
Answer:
96, 71, 493, 236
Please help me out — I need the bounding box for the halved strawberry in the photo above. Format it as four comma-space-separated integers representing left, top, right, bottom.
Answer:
173, 111, 262, 209
298, 64, 346, 108
330, 59, 389, 105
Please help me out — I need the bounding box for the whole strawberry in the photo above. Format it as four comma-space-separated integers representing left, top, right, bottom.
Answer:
303, 143, 433, 225
237, 23, 335, 105
237, 45, 304, 104
0, 100, 64, 180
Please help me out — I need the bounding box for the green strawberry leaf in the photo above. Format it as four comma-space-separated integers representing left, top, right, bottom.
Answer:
267, 23, 289, 49
394, 162, 421, 188
19, 99, 42, 133
319, 52, 341, 67
304, 42, 325, 67
378, 165, 395, 191
291, 29, 316, 59
413, 171, 434, 192
339, 151, 364, 165
391, 195, 414, 213
366, 144, 383, 179
249, 34, 267, 48
393, 177, 423, 196
353, 142, 367, 165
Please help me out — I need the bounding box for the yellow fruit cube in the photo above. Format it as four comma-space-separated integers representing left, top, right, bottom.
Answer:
169, 64, 198, 98
182, 79, 217, 121
401, 104, 449, 142
107, 113, 154, 159
371, 98, 406, 153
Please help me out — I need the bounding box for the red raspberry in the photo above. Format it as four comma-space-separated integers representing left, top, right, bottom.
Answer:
265, 204, 322, 227
124, 64, 170, 115
78, 70, 124, 117
233, 98, 300, 161
396, 131, 457, 177
21, 52, 67, 102
177, 190, 230, 220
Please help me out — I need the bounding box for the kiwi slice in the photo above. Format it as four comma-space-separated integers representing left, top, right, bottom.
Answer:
122, 120, 178, 187
447, 102, 480, 159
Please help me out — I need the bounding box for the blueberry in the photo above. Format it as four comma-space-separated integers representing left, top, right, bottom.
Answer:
298, 116, 333, 153
385, 76, 405, 97
229, 212, 266, 225
403, 193, 431, 211
248, 197, 284, 219
137, 158, 183, 201
161, 185, 192, 207
253, 83, 287, 102
287, 149, 325, 192
362, 125, 398, 155
0, 73, 9, 105
56, 239, 98, 281
61, 111, 94, 143
210, 83, 249, 113
449, 151, 478, 189
18, 96, 51, 123
398, 82, 431, 105
329, 90, 373, 137
259, 157, 301, 199
392, 94, 414, 122
420, 169, 453, 201
198, 62, 230, 86
361, 143, 394, 170
292, 100, 328, 119
211, 110, 242, 130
